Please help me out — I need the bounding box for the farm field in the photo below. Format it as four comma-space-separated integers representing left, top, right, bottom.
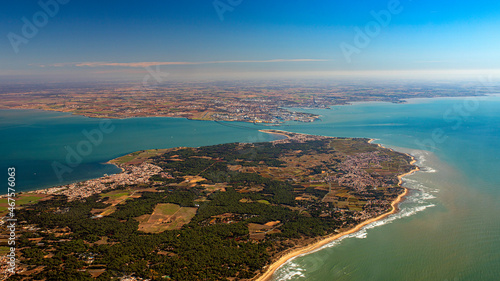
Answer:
137, 203, 197, 233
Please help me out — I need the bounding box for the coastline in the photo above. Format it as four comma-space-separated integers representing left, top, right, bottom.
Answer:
105, 159, 125, 172
0, 107, 318, 124
258, 129, 292, 139
253, 146, 419, 281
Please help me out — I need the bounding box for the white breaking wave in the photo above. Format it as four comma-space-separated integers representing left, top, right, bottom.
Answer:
273, 261, 306, 281
417, 192, 437, 202
423, 167, 437, 173
409, 151, 434, 169
403, 178, 439, 194
412, 152, 438, 174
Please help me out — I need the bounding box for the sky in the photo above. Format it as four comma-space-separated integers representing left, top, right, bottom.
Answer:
1, 0, 500, 81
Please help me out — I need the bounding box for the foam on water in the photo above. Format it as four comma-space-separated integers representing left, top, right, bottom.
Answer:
422, 166, 437, 173
273, 261, 306, 281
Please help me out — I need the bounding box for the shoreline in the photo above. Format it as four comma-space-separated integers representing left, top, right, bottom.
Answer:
258, 129, 292, 139
0, 107, 318, 124
253, 145, 419, 281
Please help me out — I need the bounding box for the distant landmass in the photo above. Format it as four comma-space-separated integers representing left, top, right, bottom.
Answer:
0, 80, 492, 123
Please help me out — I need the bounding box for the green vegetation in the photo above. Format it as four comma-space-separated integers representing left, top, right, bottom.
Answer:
0, 246, 10, 255
0, 194, 46, 216
111, 149, 170, 165
0, 195, 44, 207
100, 191, 130, 199
9, 132, 414, 280
157, 203, 181, 215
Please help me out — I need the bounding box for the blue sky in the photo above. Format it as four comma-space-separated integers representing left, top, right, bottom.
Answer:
1, 0, 500, 81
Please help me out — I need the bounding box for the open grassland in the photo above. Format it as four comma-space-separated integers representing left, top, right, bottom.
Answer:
137, 203, 197, 233
0, 194, 47, 216
100, 190, 132, 204
0, 246, 10, 255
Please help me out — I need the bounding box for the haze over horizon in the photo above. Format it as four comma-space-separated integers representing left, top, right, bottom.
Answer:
2, 0, 500, 81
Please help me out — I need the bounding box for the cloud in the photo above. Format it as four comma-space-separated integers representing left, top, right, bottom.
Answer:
413, 60, 450, 64
42, 59, 330, 68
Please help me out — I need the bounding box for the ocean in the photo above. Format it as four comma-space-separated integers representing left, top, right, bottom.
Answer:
1, 96, 499, 280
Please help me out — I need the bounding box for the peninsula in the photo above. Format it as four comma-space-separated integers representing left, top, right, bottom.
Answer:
1, 131, 417, 280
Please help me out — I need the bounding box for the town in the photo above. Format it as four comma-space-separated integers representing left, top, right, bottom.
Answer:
33, 163, 162, 201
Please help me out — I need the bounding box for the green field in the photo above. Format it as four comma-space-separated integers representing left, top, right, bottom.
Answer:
0, 246, 11, 255
110, 149, 170, 165
100, 191, 131, 199
0, 194, 45, 215
156, 203, 181, 215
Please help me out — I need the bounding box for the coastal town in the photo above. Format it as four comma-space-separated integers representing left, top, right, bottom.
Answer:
32, 163, 162, 201
332, 151, 397, 191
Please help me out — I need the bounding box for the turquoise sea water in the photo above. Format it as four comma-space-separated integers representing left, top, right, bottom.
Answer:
1, 96, 500, 280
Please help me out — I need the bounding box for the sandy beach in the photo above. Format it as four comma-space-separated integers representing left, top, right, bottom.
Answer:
253, 149, 419, 281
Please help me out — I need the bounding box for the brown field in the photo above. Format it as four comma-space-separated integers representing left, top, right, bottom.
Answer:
137, 203, 197, 233
248, 222, 281, 240
87, 269, 106, 278
201, 183, 227, 193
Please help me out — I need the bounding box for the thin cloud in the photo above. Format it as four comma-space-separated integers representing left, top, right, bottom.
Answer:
413, 60, 450, 64
42, 59, 329, 68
